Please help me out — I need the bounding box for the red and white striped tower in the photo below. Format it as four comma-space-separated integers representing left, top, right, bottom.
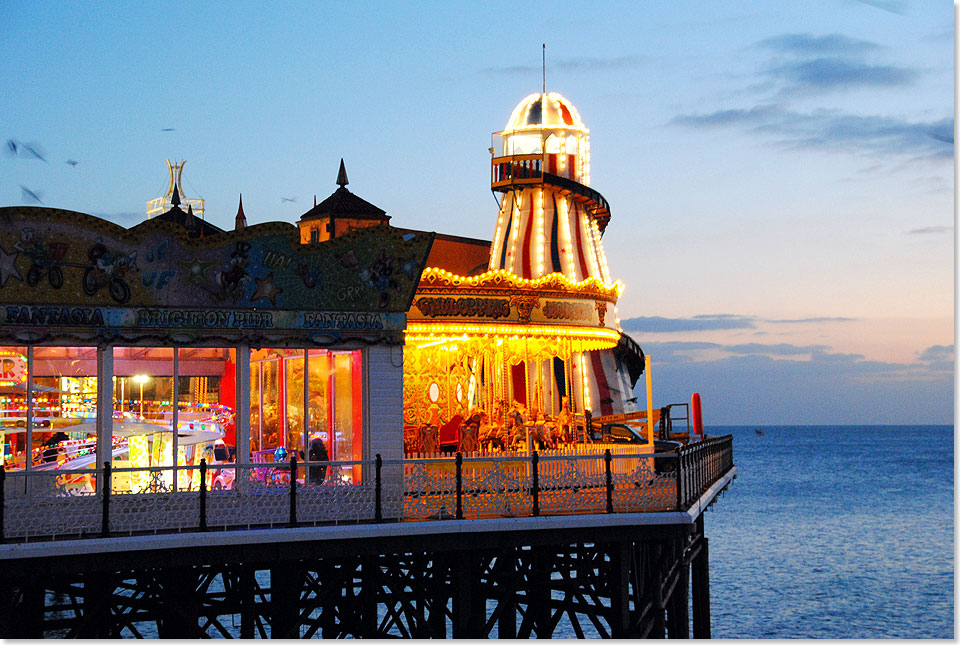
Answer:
489, 92, 637, 417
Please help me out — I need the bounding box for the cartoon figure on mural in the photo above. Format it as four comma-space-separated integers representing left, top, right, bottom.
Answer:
212, 241, 252, 303
14, 229, 68, 289
82, 242, 138, 303
293, 262, 323, 290
359, 249, 399, 309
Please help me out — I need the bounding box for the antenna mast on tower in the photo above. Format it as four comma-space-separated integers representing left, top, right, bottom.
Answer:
542, 43, 546, 95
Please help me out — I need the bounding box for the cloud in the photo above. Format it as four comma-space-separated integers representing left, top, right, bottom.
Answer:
724, 343, 832, 356
769, 57, 917, 90
623, 314, 858, 332
672, 106, 953, 159
906, 225, 953, 235
757, 33, 882, 56
767, 317, 856, 324
621, 315, 756, 332
482, 55, 642, 76
850, 0, 906, 15
917, 344, 954, 371
638, 340, 953, 424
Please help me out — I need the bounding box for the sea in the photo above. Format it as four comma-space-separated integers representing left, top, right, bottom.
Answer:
703, 425, 955, 640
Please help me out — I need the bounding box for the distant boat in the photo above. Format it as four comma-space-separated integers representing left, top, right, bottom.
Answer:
754, 429, 765, 436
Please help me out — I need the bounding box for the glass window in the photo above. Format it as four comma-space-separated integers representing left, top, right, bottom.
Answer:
178, 347, 236, 489
31, 346, 98, 471
0, 346, 28, 470
250, 348, 363, 481
113, 347, 174, 491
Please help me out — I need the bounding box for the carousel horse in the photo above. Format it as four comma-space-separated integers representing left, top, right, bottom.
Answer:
419, 424, 439, 454
555, 397, 574, 443
458, 415, 480, 453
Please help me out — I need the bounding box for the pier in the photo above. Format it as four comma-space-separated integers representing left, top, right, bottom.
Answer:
0, 437, 733, 638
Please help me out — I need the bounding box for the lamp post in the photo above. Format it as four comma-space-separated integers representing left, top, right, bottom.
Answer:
133, 375, 149, 418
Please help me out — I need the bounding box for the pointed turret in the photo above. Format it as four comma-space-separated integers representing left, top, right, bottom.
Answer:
235, 194, 247, 230
170, 183, 182, 207
297, 160, 389, 244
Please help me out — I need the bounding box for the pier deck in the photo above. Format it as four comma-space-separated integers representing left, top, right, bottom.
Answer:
0, 437, 734, 638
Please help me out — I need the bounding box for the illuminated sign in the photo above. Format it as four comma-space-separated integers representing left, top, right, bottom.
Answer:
0, 351, 26, 387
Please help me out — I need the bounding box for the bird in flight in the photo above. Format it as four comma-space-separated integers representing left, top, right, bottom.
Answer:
65, 159, 79, 167
20, 144, 46, 162
160, 128, 175, 132
19, 185, 43, 204
281, 196, 296, 203
6, 139, 17, 155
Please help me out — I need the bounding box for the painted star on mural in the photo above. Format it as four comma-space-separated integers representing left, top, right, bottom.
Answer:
252, 272, 283, 306
178, 254, 218, 286
0, 245, 23, 288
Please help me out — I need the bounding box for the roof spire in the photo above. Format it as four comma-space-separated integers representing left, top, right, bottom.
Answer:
170, 183, 181, 207
235, 194, 247, 230
337, 158, 349, 188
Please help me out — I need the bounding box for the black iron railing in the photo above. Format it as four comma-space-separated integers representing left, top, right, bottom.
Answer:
0, 439, 734, 541
676, 435, 734, 509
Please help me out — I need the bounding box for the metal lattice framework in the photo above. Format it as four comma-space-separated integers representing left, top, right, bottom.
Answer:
0, 518, 715, 638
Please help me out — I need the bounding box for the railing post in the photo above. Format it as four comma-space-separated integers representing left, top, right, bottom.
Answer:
289, 456, 298, 528
531, 451, 540, 517
199, 459, 208, 532
455, 452, 463, 520
0, 466, 5, 544
604, 449, 613, 513
101, 461, 111, 537
375, 454, 383, 523
676, 446, 684, 510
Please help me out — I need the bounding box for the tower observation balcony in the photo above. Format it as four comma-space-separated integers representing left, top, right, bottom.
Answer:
491, 154, 611, 233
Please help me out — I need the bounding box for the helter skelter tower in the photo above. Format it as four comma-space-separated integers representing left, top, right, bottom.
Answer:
487, 92, 638, 417
405, 91, 643, 429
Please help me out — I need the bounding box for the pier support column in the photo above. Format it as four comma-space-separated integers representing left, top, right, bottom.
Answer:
156, 568, 201, 638
497, 550, 518, 638
452, 552, 484, 638
667, 543, 690, 638
239, 565, 257, 639
78, 573, 114, 638
358, 555, 380, 638
649, 544, 666, 638
692, 537, 711, 638
427, 553, 449, 637
270, 564, 303, 639
9, 578, 44, 638
527, 545, 553, 638
608, 541, 631, 637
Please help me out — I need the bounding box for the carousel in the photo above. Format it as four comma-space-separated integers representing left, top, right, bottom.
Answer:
403, 92, 647, 456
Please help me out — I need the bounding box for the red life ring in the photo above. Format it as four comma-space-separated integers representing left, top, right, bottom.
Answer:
691, 392, 703, 435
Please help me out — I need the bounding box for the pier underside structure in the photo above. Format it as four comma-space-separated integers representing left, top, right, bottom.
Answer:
0, 515, 716, 639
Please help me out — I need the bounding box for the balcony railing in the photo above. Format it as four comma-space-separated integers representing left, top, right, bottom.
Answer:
0, 436, 733, 542
490, 155, 611, 231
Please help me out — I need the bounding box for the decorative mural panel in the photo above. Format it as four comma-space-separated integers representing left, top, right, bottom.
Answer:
0, 208, 434, 341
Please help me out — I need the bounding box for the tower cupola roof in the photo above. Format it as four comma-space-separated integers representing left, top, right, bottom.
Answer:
503, 92, 586, 133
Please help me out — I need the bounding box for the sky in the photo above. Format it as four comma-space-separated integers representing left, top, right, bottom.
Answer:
0, 1, 954, 424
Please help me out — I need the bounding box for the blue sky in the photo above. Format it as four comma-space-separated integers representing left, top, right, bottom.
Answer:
1, 1, 953, 424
